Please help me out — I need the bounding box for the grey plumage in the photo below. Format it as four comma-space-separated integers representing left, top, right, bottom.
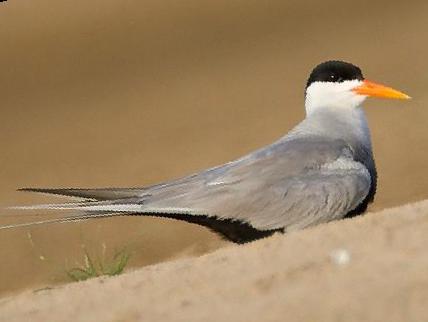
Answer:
6, 60, 408, 243
4, 106, 376, 243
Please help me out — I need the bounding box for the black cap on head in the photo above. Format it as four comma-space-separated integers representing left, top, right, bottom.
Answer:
306, 60, 364, 90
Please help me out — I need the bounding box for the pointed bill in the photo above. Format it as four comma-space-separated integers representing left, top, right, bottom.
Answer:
353, 80, 411, 100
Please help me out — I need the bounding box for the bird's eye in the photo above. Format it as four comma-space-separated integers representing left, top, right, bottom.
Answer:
329, 74, 344, 82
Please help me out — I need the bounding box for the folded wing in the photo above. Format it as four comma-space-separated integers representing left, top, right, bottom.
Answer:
2, 137, 372, 243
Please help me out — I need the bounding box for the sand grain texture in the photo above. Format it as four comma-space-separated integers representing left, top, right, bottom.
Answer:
2, 200, 428, 322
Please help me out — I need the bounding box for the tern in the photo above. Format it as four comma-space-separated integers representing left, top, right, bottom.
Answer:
2, 61, 410, 243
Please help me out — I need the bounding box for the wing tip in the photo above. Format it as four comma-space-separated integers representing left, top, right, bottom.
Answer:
16, 187, 66, 193
18, 188, 52, 193
17, 188, 85, 196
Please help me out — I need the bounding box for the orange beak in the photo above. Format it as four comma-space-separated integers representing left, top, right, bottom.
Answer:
353, 80, 411, 100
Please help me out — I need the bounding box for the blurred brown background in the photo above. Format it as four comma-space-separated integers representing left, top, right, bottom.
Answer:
0, 0, 427, 295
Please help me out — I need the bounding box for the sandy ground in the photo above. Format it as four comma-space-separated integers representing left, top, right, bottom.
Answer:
1, 200, 428, 322
1, 0, 428, 302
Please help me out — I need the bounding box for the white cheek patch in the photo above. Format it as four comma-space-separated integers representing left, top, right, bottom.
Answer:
305, 80, 366, 115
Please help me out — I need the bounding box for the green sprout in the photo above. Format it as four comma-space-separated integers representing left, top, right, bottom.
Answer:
67, 249, 130, 282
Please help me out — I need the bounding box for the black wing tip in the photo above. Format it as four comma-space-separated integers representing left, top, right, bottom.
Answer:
16, 187, 146, 201
18, 188, 44, 193
17, 188, 77, 195
18, 188, 56, 193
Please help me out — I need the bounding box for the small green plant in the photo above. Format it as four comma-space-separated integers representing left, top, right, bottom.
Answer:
67, 249, 130, 282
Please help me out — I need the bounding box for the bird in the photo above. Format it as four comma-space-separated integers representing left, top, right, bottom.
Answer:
1, 60, 410, 243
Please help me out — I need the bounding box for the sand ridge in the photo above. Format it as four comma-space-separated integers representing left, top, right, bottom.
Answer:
1, 200, 428, 322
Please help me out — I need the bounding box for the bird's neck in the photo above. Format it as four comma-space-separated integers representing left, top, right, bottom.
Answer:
289, 106, 373, 151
